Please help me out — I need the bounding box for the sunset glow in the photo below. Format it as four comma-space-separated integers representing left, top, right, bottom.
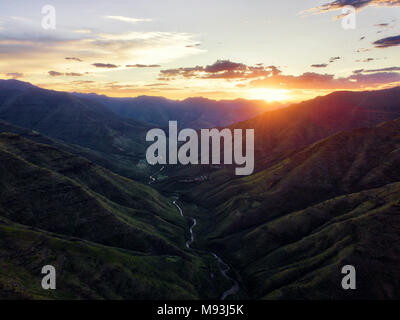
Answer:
246, 88, 291, 102
0, 1, 399, 101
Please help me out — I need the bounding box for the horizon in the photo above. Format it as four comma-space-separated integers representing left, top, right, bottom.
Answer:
3, 77, 400, 106
0, 1, 399, 102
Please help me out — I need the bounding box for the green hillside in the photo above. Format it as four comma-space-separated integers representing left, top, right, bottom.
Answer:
1, 82, 400, 300
186, 118, 400, 299
0, 133, 228, 299
0, 81, 154, 181
0, 217, 217, 299
0, 120, 153, 181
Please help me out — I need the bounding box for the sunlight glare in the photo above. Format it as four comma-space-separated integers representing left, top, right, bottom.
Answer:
246, 88, 290, 102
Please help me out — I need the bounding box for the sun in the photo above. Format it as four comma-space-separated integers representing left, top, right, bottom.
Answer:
246, 88, 291, 102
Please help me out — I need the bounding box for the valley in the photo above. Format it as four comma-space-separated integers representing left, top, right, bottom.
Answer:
0, 80, 399, 299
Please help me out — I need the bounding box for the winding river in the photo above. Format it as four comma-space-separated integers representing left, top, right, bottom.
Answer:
172, 200, 239, 300
148, 166, 165, 185
150, 168, 240, 299
211, 253, 240, 300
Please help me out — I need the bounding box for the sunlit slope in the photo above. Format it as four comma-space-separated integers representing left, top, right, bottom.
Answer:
193, 118, 400, 299
199, 118, 400, 235
156, 87, 400, 192
233, 86, 400, 170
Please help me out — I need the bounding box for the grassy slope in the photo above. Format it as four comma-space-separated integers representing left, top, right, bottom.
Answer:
0, 119, 152, 181
0, 217, 216, 300
216, 183, 400, 299
188, 119, 400, 299
0, 133, 229, 299
195, 119, 400, 237
0, 132, 187, 255
0, 85, 153, 181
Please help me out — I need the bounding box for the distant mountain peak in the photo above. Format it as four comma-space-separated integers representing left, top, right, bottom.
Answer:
0, 79, 36, 91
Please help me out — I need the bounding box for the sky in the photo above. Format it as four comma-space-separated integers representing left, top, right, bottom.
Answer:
0, 0, 400, 102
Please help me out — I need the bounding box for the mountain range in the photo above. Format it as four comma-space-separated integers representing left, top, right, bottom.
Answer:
0, 79, 399, 299
73, 92, 280, 129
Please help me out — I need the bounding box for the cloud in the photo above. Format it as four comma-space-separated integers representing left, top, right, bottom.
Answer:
145, 83, 168, 87
249, 70, 400, 90
354, 66, 400, 73
329, 56, 341, 63
126, 64, 161, 68
373, 35, 400, 48
65, 72, 84, 76
310, 57, 340, 68
48, 71, 83, 77
305, 0, 400, 15
159, 59, 400, 90
10, 16, 32, 23
349, 71, 400, 85
48, 71, 63, 77
103, 16, 152, 24
92, 63, 118, 68
205, 60, 246, 73
0, 27, 203, 77
186, 43, 201, 48
356, 48, 371, 52
160, 60, 277, 80
158, 56, 400, 93
5, 72, 23, 79
73, 29, 92, 34
65, 57, 83, 62
71, 80, 95, 85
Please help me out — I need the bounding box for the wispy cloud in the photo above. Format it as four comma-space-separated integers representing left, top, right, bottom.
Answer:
329, 56, 341, 63
5, 72, 23, 79
48, 71, 83, 77
373, 35, 400, 48
0, 27, 203, 77
102, 15, 152, 24
65, 57, 83, 62
374, 23, 390, 27
10, 16, 32, 23
305, 0, 400, 14
357, 66, 400, 72
92, 63, 118, 68
126, 64, 161, 68
311, 64, 328, 68
73, 29, 92, 34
